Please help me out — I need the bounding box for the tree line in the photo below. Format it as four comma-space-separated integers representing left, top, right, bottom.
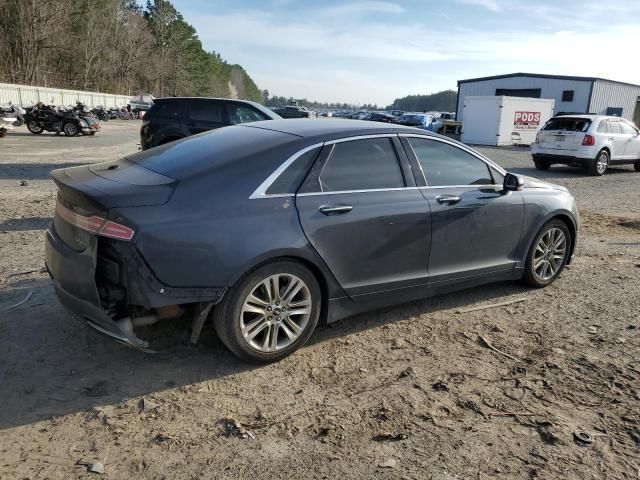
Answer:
387, 90, 457, 112
0, 0, 263, 102
264, 90, 457, 112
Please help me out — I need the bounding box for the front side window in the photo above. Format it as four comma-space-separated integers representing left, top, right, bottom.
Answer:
188, 101, 224, 123
228, 104, 269, 125
317, 138, 404, 192
620, 121, 638, 135
408, 138, 493, 187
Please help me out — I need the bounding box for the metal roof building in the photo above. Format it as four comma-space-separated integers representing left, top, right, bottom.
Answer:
456, 73, 640, 125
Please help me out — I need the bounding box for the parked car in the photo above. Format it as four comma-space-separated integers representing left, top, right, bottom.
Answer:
140, 97, 280, 150
271, 105, 314, 119
363, 112, 395, 123
46, 119, 578, 362
396, 113, 442, 132
531, 115, 640, 175
389, 110, 404, 117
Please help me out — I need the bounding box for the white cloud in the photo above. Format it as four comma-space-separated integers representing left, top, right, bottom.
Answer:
321, 1, 406, 16
182, 3, 640, 105
458, 0, 501, 12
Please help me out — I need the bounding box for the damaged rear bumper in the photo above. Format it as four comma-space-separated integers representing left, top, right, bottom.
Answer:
45, 222, 225, 350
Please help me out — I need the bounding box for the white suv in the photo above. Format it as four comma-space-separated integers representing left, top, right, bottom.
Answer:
531, 115, 640, 176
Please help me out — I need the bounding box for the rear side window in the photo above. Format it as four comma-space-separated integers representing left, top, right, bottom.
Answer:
608, 120, 623, 134
543, 118, 591, 132
266, 147, 320, 195
228, 104, 269, 125
408, 138, 493, 187
596, 120, 608, 133
188, 100, 224, 123
317, 138, 404, 192
147, 101, 185, 118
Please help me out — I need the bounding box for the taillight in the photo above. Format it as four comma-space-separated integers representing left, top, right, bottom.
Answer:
55, 202, 135, 241
582, 134, 595, 146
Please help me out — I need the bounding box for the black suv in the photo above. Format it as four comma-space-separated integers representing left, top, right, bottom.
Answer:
140, 97, 280, 150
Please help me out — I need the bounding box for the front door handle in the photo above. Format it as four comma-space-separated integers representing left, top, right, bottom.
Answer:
436, 195, 461, 205
319, 204, 353, 215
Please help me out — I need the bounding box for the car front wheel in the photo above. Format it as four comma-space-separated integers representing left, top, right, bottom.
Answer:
522, 220, 571, 288
213, 260, 321, 362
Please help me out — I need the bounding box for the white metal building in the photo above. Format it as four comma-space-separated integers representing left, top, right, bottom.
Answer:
456, 73, 640, 125
0, 82, 130, 108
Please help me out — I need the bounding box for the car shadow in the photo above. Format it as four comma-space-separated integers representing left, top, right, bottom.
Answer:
0, 275, 529, 431
0, 217, 52, 232
0, 162, 88, 180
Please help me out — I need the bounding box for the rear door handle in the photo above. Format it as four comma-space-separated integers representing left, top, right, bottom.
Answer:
436, 195, 461, 205
319, 204, 353, 215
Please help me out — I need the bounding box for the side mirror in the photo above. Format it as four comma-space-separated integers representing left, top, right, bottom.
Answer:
503, 172, 524, 191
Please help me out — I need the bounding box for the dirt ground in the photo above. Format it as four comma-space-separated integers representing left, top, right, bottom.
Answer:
1, 122, 639, 480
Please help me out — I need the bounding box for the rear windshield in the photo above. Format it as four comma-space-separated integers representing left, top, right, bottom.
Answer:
127, 125, 294, 180
543, 117, 591, 132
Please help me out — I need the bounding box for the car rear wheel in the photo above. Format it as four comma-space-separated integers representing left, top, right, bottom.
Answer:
522, 220, 571, 288
63, 122, 78, 137
534, 158, 550, 170
588, 150, 609, 176
213, 260, 321, 363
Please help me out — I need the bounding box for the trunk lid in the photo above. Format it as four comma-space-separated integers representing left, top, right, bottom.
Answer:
51, 159, 176, 251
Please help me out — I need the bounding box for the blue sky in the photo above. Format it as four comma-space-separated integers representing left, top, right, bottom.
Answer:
172, 0, 640, 106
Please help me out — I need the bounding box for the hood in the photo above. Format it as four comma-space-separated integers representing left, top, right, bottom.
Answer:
520, 175, 569, 193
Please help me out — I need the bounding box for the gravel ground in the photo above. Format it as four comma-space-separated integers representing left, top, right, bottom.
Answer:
1, 123, 639, 480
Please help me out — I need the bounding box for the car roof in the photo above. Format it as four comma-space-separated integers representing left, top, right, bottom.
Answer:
552, 114, 622, 121
240, 118, 426, 139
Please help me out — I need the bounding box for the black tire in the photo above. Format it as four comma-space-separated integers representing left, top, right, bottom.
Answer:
13, 118, 23, 127
522, 219, 572, 288
534, 159, 550, 170
27, 120, 43, 134
587, 149, 609, 176
63, 122, 78, 137
0, 129, 6, 138
634, 160, 640, 172
213, 260, 322, 363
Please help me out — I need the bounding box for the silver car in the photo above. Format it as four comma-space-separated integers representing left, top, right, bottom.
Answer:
531, 114, 640, 175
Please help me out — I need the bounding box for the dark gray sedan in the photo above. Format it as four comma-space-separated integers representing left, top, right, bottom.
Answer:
45, 119, 578, 362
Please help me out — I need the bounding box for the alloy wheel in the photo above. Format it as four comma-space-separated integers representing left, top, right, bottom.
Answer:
596, 152, 609, 174
239, 274, 312, 352
533, 227, 567, 281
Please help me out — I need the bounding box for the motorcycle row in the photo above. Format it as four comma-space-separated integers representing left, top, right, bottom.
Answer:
0, 103, 137, 138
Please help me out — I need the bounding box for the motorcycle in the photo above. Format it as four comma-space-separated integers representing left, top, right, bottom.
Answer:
25, 104, 94, 136
2, 104, 26, 126
0, 112, 17, 137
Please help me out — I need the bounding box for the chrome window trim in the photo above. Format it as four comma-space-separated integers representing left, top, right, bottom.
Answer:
400, 134, 508, 187
249, 142, 323, 199
297, 187, 420, 197
249, 134, 399, 199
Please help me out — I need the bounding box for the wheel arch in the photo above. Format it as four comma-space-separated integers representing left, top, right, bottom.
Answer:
227, 252, 343, 326
551, 213, 577, 264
